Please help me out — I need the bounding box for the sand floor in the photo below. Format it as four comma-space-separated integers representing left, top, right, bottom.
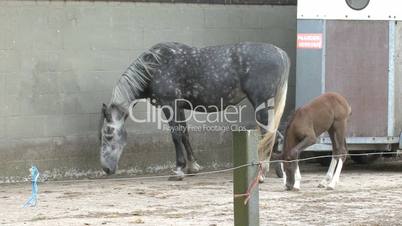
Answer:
1, 159, 401, 226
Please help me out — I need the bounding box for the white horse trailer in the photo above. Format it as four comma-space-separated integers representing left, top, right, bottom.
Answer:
296, 0, 402, 163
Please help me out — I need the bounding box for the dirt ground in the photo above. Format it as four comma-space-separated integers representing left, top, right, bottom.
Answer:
1, 159, 401, 226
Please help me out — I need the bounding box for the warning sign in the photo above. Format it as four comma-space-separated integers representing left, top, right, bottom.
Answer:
297, 33, 323, 49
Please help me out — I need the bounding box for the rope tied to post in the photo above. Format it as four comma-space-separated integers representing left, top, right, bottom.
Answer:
234, 162, 263, 205
23, 166, 40, 208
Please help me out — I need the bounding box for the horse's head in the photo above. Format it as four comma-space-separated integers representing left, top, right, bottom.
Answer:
99, 103, 127, 175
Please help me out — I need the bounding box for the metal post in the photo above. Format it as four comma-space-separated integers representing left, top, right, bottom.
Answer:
233, 130, 260, 226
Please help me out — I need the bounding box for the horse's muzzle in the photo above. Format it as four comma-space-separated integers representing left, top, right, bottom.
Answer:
103, 167, 115, 175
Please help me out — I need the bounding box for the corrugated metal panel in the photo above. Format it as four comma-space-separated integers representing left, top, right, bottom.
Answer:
325, 20, 389, 137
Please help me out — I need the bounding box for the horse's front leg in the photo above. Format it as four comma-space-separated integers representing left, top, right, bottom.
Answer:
183, 129, 201, 174
163, 108, 187, 181
168, 126, 187, 181
177, 109, 201, 174
284, 136, 316, 191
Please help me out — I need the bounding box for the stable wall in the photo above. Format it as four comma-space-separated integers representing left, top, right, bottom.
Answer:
0, 1, 296, 182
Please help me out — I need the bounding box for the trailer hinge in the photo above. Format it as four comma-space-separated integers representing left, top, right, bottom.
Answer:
399, 132, 402, 149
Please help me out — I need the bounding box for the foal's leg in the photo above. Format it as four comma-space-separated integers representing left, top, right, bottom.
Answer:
286, 136, 316, 190
319, 128, 338, 188
327, 158, 344, 190
293, 163, 302, 190
281, 163, 287, 186
163, 108, 186, 181
280, 161, 300, 190
318, 158, 337, 188
327, 120, 348, 190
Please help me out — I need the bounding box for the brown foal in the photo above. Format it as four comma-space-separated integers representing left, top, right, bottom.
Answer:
279, 92, 351, 190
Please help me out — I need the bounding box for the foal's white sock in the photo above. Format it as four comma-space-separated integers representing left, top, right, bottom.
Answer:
281, 163, 287, 186
319, 158, 337, 187
293, 164, 301, 190
327, 159, 344, 190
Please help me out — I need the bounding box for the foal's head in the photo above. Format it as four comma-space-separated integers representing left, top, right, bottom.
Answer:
99, 103, 127, 175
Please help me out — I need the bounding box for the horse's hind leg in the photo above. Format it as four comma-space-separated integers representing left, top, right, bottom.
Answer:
293, 163, 302, 191
318, 158, 337, 188
319, 127, 338, 188
327, 120, 348, 190
327, 157, 344, 190
163, 108, 187, 181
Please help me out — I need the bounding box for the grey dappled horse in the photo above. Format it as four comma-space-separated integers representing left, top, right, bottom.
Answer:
99, 42, 290, 181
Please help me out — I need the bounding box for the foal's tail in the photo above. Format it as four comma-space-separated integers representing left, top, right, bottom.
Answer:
258, 50, 290, 160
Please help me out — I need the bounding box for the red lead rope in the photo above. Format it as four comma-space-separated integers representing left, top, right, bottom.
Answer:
234, 163, 263, 205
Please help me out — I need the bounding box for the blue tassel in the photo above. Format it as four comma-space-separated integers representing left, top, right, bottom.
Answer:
23, 166, 40, 208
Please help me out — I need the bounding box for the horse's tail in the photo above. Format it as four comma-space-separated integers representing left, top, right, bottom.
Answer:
258, 82, 288, 158
258, 50, 290, 161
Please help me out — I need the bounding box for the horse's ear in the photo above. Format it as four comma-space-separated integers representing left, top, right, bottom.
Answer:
99, 103, 107, 141
102, 103, 107, 117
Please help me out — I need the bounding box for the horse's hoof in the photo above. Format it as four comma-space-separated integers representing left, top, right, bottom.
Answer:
274, 163, 284, 178
168, 175, 184, 181
168, 168, 185, 181
258, 175, 265, 183
318, 183, 327, 188
187, 161, 201, 174
326, 185, 335, 190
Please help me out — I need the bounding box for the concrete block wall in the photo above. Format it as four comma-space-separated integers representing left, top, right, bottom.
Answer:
0, 1, 296, 182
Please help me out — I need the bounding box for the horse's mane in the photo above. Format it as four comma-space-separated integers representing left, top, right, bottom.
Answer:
110, 42, 183, 106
